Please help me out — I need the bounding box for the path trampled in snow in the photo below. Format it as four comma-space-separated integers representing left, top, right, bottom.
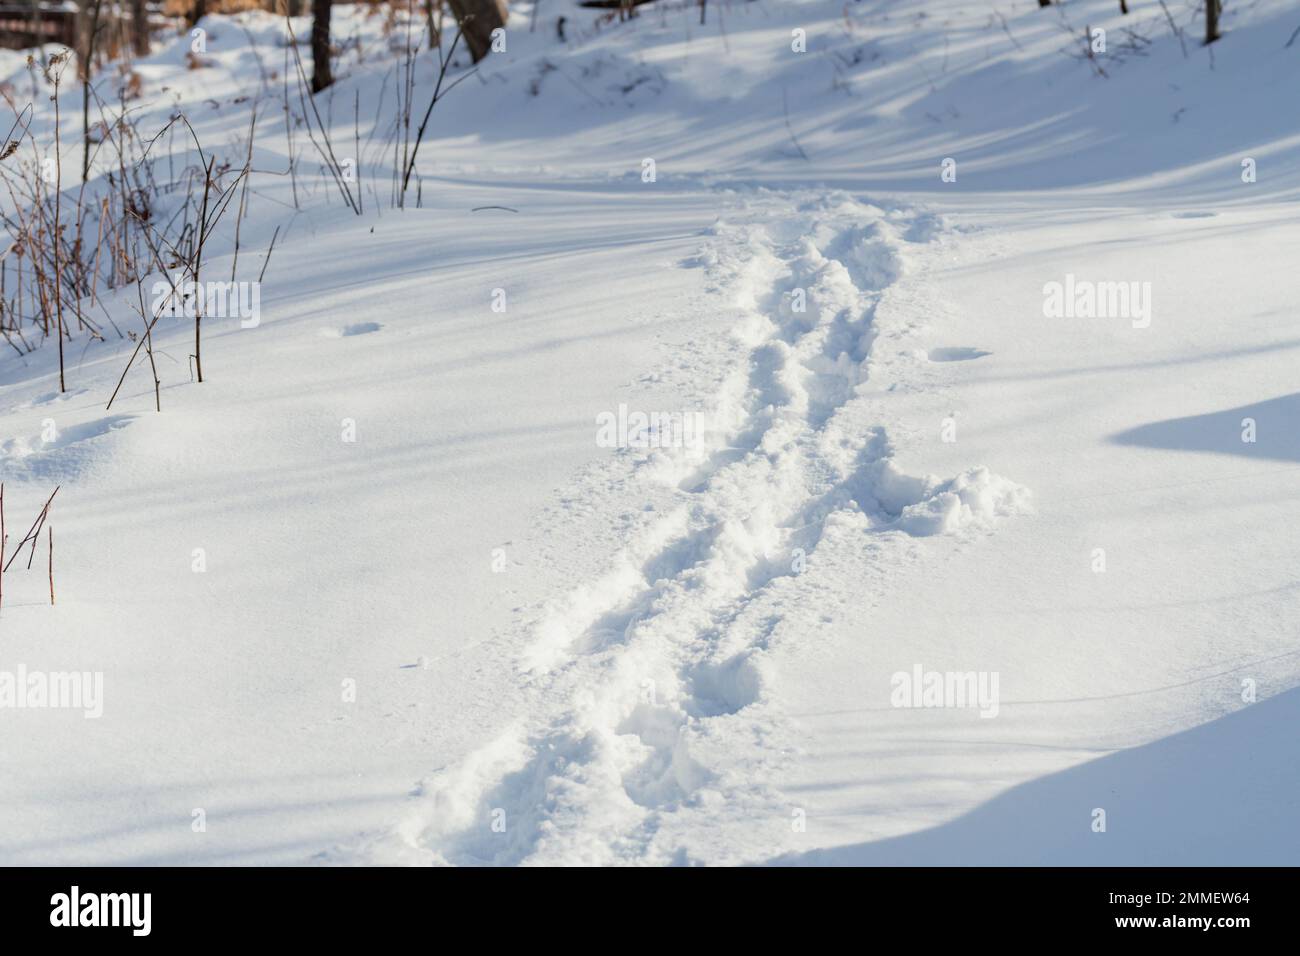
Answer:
4, 0, 1299, 867
357, 194, 1028, 866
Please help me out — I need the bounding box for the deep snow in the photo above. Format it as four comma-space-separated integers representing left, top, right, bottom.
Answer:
0, 0, 1297, 865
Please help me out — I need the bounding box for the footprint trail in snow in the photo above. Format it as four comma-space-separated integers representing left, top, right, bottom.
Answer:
366, 194, 1029, 866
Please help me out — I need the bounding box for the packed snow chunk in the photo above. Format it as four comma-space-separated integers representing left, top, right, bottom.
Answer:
870, 458, 935, 516
868, 460, 1030, 536
895, 467, 1032, 536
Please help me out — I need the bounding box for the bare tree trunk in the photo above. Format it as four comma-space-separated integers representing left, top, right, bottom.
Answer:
28, 0, 39, 55
446, 0, 508, 63
425, 0, 442, 50
1206, 0, 1221, 44
131, 0, 150, 56
311, 0, 333, 92
191, 0, 206, 27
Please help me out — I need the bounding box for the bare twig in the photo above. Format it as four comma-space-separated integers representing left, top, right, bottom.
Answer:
1157, 0, 1189, 58
3, 485, 58, 574
781, 88, 809, 161
400, 26, 469, 205
259, 224, 281, 284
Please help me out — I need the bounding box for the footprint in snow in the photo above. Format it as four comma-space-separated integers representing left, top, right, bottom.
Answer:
321, 322, 382, 338
926, 347, 991, 362
16, 387, 89, 410
0, 414, 136, 482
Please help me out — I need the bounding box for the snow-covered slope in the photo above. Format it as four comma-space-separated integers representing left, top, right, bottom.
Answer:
1, 0, 1297, 865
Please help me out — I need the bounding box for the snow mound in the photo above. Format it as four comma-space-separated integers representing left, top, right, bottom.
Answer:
873, 460, 1032, 536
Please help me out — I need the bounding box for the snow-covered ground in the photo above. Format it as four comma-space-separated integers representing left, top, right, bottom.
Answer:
1, 0, 1297, 865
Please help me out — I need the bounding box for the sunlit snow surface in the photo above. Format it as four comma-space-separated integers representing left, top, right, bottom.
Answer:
1, 1, 1296, 865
